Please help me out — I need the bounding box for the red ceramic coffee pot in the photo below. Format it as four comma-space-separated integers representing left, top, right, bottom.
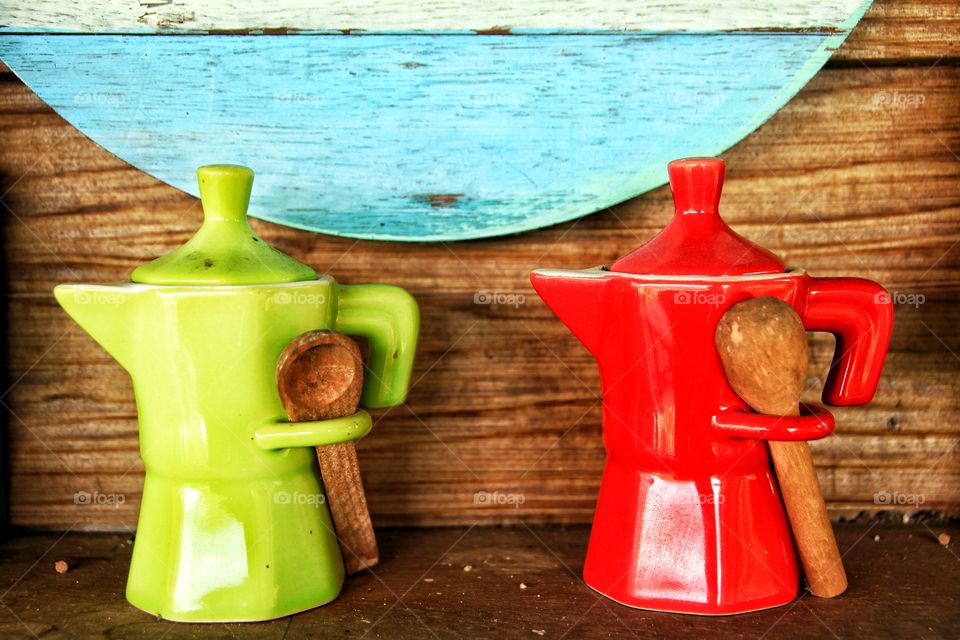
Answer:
530, 158, 893, 615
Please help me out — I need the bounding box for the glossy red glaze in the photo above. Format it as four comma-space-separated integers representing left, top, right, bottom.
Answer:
530, 158, 894, 615
609, 158, 784, 276
804, 278, 894, 405
713, 403, 835, 441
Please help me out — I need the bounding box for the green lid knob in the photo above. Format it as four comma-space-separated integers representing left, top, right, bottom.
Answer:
131, 165, 317, 285
197, 164, 254, 223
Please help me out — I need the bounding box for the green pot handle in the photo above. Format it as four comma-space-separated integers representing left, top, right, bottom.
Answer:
254, 410, 372, 450
334, 283, 420, 408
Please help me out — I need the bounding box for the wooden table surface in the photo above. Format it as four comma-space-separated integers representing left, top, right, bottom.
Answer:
0, 522, 956, 639
0, 0, 957, 531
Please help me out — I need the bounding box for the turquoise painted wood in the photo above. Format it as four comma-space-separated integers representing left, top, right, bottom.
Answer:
0, 3, 870, 241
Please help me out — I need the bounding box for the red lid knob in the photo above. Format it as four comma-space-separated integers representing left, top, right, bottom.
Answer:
607, 157, 784, 276
668, 157, 725, 216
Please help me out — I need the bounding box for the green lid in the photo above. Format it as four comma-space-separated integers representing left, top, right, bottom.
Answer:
131, 165, 317, 285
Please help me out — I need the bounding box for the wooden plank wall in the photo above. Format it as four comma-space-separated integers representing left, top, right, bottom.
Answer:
0, 0, 957, 531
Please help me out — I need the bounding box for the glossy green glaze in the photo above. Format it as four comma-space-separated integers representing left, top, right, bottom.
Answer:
132, 165, 318, 285
53, 167, 419, 622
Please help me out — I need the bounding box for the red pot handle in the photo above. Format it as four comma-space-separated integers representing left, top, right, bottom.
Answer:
801, 277, 894, 406
712, 403, 835, 441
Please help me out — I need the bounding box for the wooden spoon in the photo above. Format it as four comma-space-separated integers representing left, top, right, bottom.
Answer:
276, 330, 378, 574
715, 297, 847, 598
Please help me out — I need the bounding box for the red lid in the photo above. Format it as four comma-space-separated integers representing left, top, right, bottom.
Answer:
608, 158, 784, 276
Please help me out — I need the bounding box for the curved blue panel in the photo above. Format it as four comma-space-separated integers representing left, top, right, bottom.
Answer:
0, 34, 841, 241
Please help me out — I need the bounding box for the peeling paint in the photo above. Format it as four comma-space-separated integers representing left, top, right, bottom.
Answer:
412, 193, 465, 208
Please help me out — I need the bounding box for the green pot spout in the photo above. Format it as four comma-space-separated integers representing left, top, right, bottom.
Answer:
54, 283, 136, 372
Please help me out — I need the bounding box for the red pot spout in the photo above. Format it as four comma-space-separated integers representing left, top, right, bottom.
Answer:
530, 270, 608, 356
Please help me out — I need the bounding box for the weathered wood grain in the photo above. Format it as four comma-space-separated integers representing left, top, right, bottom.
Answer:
1, 52, 957, 530
0, 0, 869, 34
0, 524, 957, 638
832, 0, 960, 62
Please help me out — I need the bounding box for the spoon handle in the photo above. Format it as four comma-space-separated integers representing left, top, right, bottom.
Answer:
317, 441, 379, 574
769, 437, 847, 597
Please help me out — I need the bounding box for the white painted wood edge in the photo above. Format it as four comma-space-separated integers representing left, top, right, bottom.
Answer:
0, 0, 871, 34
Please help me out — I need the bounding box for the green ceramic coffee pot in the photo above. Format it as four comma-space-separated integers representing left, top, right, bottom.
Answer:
54, 165, 419, 622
